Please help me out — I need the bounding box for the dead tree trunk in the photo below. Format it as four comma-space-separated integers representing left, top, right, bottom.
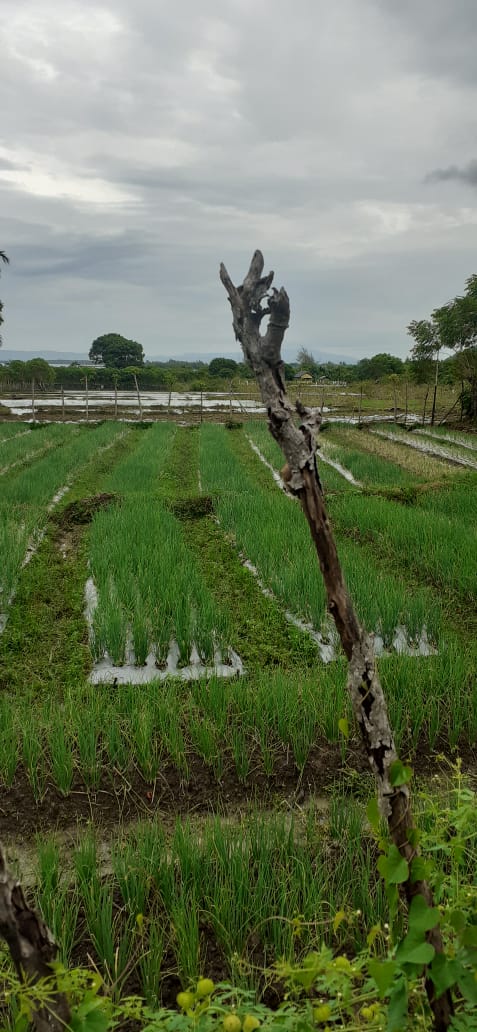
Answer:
220, 250, 453, 1031
0, 846, 70, 1031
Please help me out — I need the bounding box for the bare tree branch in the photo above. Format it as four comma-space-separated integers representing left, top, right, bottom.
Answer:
220, 250, 453, 1032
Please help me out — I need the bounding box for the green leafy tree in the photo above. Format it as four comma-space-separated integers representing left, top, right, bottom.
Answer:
4, 360, 28, 385
0, 250, 9, 344
89, 333, 144, 369
408, 283, 477, 421
24, 358, 55, 387
208, 357, 238, 378
355, 353, 404, 382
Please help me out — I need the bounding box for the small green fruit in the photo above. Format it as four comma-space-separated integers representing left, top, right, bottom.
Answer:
177, 991, 195, 1011
243, 1015, 260, 1032
333, 955, 351, 973
313, 1003, 331, 1023
223, 1014, 242, 1032
196, 978, 215, 998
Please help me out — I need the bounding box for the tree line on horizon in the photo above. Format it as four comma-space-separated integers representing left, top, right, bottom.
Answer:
0, 346, 462, 393
0, 263, 476, 412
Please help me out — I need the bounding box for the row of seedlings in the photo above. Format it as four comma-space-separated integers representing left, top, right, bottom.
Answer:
88, 423, 235, 677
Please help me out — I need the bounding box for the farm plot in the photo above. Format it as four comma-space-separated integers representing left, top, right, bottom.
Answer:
201, 424, 445, 653
0, 422, 73, 477
1, 416, 477, 1027
0, 422, 31, 443
87, 424, 236, 679
371, 424, 477, 471
319, 424, 460, 481
0, 422, 123, 627
414, 425, 477, 452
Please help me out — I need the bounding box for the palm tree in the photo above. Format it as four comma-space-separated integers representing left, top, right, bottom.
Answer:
0, 250, 9, 344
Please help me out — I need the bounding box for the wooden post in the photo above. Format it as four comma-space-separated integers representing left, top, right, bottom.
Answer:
114, 381, 118, 419
133, 373, 143, 421
31, 379, 35, 423
358, 385, 363, 427
200, 388, 203, 424
404, 380, 408, 427
431, 354, 439, 426
85, 375, 89, 423
61, 385, 65, 422
422, 385, 429, 425
168, 389, 172, 418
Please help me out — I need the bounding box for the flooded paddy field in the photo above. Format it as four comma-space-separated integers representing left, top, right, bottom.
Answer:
0, 416, 476, 1015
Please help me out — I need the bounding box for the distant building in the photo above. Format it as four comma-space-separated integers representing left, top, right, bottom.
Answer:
294, 372, 314, 383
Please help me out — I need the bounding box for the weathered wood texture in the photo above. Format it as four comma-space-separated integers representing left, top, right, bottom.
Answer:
0, 846, 70, 1031
220, 250, 452, 1031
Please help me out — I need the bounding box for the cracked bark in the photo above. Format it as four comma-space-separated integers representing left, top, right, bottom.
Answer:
0, 845, 70, 1032
220, 250, 452, 1032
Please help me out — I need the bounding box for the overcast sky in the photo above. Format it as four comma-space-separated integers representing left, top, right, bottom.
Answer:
1, 0, 477, 363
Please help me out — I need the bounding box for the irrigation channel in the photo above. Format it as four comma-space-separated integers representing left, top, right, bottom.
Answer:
0, 416, 476, 1017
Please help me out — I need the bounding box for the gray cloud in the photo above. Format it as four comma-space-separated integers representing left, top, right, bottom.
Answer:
1, 0, 477, 361
427, 161, 477, 188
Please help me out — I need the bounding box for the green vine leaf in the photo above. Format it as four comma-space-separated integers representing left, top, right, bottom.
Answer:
368, 958, 397, 999
407, 894, 440, 934
389, 759, 413, 787
387, 975, 408, 1032
377, 845, 409, 885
